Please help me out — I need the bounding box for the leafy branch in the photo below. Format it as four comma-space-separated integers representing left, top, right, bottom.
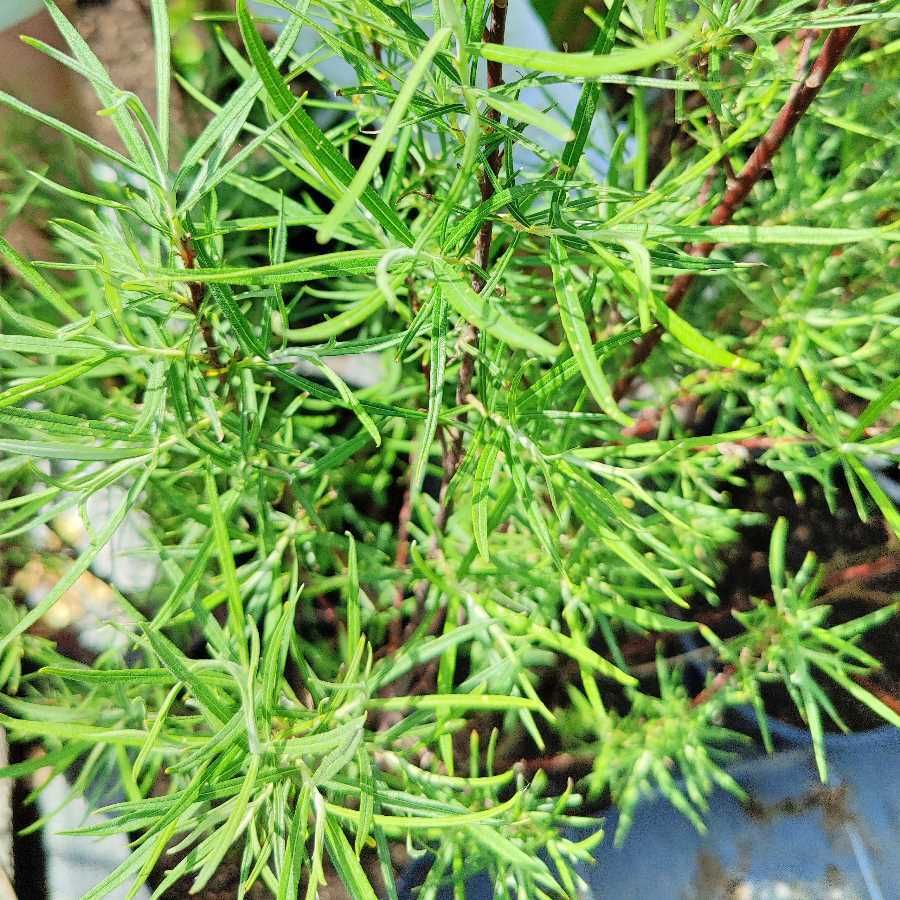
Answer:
614, 13, 864, 399
0, 1, 896, 897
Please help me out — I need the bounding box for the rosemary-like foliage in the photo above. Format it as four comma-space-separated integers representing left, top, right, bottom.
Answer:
0, 1, 897, 896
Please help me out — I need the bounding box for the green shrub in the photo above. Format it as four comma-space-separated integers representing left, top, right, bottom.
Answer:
0, 1, 898, 897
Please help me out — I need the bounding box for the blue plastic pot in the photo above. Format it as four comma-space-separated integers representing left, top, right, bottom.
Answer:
399, 726, 900, 898
573, 725, 899, 899
0, 1, 43, 32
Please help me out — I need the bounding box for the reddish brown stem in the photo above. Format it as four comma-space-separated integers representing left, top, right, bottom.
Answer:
852, 676, 900, 717
435, 0, 508, 531
178, 235, 223, 370
613, 20, 860, 401
691, 664, 737, 707
823, 554, 900, 590
470, 0, 508, 295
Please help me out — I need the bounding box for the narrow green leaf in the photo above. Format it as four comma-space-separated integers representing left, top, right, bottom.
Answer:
324, 816, 378, 900
848, 374, 900, 441
816, 661, 900, 729
368, 693, 543, 712
191, 757, 260, 894
843, 454, 900, 539
265, 364, 425, 421
28, 170, 129, 211
0, 233, 80, 321
317, 27, 451, 243
0, 355, 109, 410
297, 424, 378, 481
0, 406, 136, 441
410, 288, 447, 500
146, 248, 386, 287
515, 328, 640, 410
592, 594, 697, 633
799, 672, 828, 782
769, 516, 788, 608
0, 714, 154, 747
624, 240, 653, 332
326, 790, 523, 832
565, 478, 688, 608
191, 237, 265, 357
550, 237, 632, 425
436, 260, 557, 359
149, 0, 171, 163
236, 0, 413, 246
143, 627, 231, 725
276, 784, 310, 900
0, 334, 94, 357
472, 429, 503, 561
345, 532, 360, 657
530, 624, 636, 686
133, 682, 181, 782
206, 468, 249, 664
472, 89, 575, 142
506, 443, 563, 570
653, 294, 760, 373
365, 0, 460, 83
0, 91, 147, 181
354, 748, 375, 857
175, 4, 306, 188
80, 818, 176, 900
311, 359, 382, 447
42, 0, 158, 178
284, 285, 388, 343
552, 0, 625, 220
373, 623, 486, 689
474, 29, 691, 78
0, 464, 152, 654
0, 439, 150, 461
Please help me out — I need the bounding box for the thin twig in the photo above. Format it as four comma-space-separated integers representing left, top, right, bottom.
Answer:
690, 664, 737, 707
471, 0, 509, 297
613, 19, 861, 400
435, 0, 508, 531
822, 554, 900, 590
791, 0, 831, 84
178, 235, 223, 370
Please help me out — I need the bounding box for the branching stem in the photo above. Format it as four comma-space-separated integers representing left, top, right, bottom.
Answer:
435, 0, 508, 531
613, 19, 861, 400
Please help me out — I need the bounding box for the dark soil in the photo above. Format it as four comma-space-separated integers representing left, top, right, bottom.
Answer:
717, 466, 891, 609
10, 745, 49, 900
145, 851, 272, 900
